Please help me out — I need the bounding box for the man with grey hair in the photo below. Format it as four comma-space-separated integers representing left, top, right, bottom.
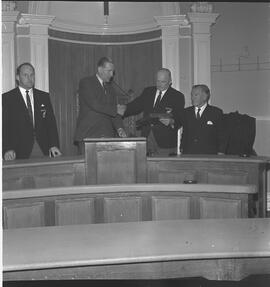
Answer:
180, 84, 225, 154
117, 68, 185, 156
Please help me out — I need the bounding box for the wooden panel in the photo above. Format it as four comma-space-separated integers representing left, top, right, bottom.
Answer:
3, 202, 45, 229
85, 138, 146, 184
2, 156, 86, 190
2, 184, 257, 229
206, 171, 248, 184
34, 173, 75, 188
157, 171, 197, 183
147, 156, 267, 217
97, 150, 135, 184
199, 197, 241, 219
2, 176, 31, 190
55, 198, 95, 225
104, 196, 143, 223
151, 196, 191, 220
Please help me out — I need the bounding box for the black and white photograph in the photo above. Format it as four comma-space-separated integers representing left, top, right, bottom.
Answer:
1, 1, 270, 286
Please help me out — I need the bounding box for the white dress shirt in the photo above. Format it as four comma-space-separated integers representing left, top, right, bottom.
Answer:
195, 103, 207, 118
153, 89, 168, 107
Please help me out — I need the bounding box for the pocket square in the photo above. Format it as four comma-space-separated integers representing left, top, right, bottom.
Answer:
207, 121, 213, 125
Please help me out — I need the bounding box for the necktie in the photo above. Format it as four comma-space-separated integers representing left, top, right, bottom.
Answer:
102, 82, 107, 94
26, 90, 34, 125
154, 90, 162, 107
196, 107, 201, 119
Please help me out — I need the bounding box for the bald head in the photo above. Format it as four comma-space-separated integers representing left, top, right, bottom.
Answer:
156, 68, 172, 91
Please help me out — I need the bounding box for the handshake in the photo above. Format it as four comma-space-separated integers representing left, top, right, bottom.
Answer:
117, 104, 127, 116
116, 104, 128, 138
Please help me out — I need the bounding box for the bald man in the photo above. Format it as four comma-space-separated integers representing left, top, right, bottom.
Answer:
117, 68, 185, 156
2, 62, 61, 160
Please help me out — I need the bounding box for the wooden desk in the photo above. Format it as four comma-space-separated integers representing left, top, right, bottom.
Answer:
147, 154, 268, 217
3, 218, 270, 281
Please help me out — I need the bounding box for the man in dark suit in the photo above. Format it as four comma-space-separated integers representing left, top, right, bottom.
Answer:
117, 68, 185, 156
2, 62, 61, 160
74, 57, 126, 153
180, 84, 225, 155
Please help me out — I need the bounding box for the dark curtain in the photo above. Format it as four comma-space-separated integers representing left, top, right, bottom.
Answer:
49, 39, 162, 155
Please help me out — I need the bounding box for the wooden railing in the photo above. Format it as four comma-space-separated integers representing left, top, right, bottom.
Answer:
3, 183, 257, 229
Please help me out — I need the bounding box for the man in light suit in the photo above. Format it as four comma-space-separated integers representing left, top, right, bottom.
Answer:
2, 63, 62, 160
74, 57, 126, 153
117, 68, 185, 156
180, 84, 225, 154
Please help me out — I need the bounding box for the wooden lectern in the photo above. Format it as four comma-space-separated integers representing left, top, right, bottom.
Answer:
83, 138, 147, 184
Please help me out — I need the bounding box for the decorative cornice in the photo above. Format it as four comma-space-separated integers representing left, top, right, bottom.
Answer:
2, 10, 20, 22
187, 13, 219, 24
18, 13, 55, 26
154, 15, 189, 27
50, 18, 161, 35
48, 28, 162, 45
190, 2, 213, 13
2, 1, 17, 11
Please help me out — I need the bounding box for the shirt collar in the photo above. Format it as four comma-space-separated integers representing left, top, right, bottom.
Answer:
156, 88, 168, 97
195, 103, 207, 113
19, 86, 33, 97
96, 74, 104, 87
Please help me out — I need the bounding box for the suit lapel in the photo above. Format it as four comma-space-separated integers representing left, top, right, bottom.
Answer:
200, 105, 210, 121
15, 87, 30, 118
33, 89, 43, 127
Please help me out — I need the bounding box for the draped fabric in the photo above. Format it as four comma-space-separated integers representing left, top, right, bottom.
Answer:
49, 39, 162, 155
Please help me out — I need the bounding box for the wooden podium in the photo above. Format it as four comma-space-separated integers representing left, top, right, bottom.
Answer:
83, 138, 147, 184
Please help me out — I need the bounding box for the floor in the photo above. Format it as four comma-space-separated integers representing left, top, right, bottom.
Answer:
3, 275, 270, 287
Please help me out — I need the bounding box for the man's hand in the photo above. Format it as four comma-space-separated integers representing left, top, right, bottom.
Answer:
4, 150, 16, 161
117, 104, 127, 116
49, 146, 62, 158
159, 118, 175, 128
117, 128, 127, 138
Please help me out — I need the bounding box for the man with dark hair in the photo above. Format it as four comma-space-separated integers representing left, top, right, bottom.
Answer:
74, 56, 126, 153
117, 68, 185, 156
2, 62, 61, 160
180, 84, 225, 154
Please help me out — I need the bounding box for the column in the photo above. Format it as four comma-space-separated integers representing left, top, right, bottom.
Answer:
17, 14, 55, 92
154, 15, 189, 91
188, 2, 219, 89
2, 1, 20, 92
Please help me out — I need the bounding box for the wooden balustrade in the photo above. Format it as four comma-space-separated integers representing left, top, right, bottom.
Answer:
3, 183, 257, 229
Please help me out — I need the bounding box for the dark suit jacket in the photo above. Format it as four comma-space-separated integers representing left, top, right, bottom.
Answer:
2, 87, 60, 159
74, 75, 124, 141
181, 105, 224, 154
124, 86, 185, 148
221, 112, 256, 156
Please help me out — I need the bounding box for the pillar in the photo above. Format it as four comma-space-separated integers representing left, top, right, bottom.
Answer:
17, 14, 55, 92
154, 15, 189, 91
188, 2, 219, 89
2, 1, 20, 92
